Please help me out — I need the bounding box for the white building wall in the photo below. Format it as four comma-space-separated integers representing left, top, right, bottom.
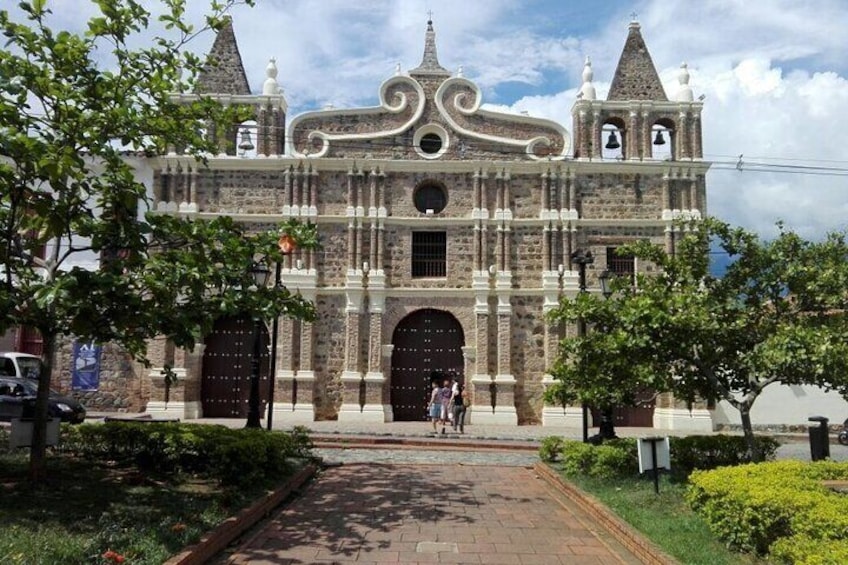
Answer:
713, 384, 848, 427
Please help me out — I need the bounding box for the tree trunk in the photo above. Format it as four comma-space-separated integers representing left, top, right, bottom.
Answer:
739, 407, 762, 462
28, 333, 56, 483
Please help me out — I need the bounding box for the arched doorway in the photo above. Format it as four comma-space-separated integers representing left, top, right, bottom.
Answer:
201, 315, 270, 418
390, 309, 464, 421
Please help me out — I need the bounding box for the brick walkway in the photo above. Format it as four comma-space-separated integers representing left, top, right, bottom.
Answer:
223, 464, 642, 565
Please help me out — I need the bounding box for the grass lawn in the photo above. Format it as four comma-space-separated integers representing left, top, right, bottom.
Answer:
560, 468, 765, 565
0, 451, 301, 565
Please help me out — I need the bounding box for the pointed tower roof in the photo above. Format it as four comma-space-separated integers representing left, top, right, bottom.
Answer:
196, 17, 251, 95
409, 20, 451, 77
607, 21, 667, 101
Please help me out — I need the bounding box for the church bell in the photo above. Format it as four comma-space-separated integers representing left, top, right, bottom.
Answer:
653, 130, 666, 145
605, 131, 620, 150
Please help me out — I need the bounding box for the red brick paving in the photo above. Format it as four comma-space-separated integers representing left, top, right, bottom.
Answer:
224, 464, 643, 564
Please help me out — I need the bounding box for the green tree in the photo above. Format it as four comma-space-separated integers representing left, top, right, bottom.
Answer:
0, 0, 318, 481
548, 218, 848, 460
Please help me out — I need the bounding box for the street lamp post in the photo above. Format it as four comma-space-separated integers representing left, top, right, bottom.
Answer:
246, 262, 271, 429
597, 270, 618, 441
266, 234, 298, 431
571, 249, 594, 443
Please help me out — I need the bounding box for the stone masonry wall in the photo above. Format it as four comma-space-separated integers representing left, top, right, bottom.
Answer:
53, 336, 146, 412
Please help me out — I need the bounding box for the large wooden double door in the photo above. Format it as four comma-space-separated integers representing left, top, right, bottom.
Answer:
201, 315, 270, 418
390, 309, 464, 421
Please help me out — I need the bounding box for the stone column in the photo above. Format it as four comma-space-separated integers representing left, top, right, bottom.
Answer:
628, 111, 639, 160
470, 273, 493, 420
270, 316, 296, 422
338, 270, 372, 421
591, 111, 602, 160
146, 342, 203, 419
361, 269, 390, 422
474, 271, 518, 425
461, 346, 476, 424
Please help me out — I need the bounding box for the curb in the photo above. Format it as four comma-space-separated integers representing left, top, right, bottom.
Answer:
163, 463, 318, 565
533, 462, 678, 565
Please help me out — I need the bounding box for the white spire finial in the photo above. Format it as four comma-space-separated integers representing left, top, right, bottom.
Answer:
677, 61, 694, 102
457, 65, 464, 77
579, 56, 596, 101
262, 57, 279, 95
395, 62, 401, 75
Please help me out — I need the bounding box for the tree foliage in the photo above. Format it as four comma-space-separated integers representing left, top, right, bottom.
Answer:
548, 218, 848, 459
0, 0, 321, 480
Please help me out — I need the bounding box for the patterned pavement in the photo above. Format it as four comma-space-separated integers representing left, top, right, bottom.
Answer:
221, 463, 642, 565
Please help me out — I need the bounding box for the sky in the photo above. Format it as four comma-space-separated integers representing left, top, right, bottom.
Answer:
13, 0, 848, 239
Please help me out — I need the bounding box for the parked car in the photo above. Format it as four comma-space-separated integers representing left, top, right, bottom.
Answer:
0, 352, 43, 380
0, 377, 87, 424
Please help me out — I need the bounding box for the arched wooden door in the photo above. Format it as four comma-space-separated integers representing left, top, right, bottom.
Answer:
390, 309, 464, 421
201, 315, 270, 418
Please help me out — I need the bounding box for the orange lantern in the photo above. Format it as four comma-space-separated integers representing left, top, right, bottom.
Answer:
278, 234, 297, 255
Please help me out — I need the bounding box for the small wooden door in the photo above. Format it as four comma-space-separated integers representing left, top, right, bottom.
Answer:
201, 315, 269, 418
390, 309, 464, 421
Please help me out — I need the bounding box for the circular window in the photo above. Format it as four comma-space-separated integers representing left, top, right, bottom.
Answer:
419, 133, 442, 154
414, 182, 447, 214
413, 124, 449, 159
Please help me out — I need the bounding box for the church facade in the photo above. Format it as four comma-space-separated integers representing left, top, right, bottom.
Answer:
142, 18, 711, 429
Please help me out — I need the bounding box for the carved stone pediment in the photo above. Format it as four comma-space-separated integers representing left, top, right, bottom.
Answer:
288, 73, 570, 161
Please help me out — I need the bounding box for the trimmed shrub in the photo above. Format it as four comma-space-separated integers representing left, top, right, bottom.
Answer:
58, 422, 313, 487
539, 436, 565, 462
687, 460, 848, 557
541, 434, 776, 480
771, 535, 848, 565
669, 434, 779, 478
558, 439, 637, 478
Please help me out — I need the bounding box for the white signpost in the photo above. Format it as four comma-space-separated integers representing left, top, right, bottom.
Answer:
638, 436, 671, 494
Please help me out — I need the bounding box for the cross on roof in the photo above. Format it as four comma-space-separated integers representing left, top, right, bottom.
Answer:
630, 11, 638, 22
427, 9, 433, 21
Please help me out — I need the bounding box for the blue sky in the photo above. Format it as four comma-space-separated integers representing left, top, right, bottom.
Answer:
28, 0, 848, 238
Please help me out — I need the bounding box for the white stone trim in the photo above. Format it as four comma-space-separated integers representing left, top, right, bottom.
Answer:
653, 407, 714, 432
147, 367, 187, 380
288, 75, 427, 158
472, 405, 518, 425
272, 403, 315, 424
434, 77, 570, 160
542, 405, 587, 427
145, 400, 201, 420
413, 123, 450, 160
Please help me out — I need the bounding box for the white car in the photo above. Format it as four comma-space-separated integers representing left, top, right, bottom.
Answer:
0, 352, 43, 380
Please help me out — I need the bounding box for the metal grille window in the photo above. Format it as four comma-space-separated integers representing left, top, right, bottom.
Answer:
607, 247, 635, 285
412, 232, 447, 278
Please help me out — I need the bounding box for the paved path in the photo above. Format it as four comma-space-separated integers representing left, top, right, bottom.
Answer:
223, 464, 641, 565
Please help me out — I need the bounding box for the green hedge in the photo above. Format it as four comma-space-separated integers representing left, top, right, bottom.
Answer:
539, 434, 779, 480
59, 422, 313, 487
687, 460, 848, 562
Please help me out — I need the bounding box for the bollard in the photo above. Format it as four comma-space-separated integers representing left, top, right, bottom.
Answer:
808, 416, 830, 461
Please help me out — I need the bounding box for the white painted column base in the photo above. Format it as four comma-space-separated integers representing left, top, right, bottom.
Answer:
145, 400, 201, 420
337, 371, 364, 421
542, 405, 589, 427
471, 406, 518, 425
272, 403, 315, 424
338, 403, 392, 422
653, 407, 714, 432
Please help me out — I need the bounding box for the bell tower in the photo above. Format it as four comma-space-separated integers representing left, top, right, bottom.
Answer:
572, 20, 703, 162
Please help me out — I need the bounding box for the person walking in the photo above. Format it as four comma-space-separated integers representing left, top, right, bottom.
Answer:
439, 376, 452, 434
428, 380, 442, 433
452, 381, 466, 433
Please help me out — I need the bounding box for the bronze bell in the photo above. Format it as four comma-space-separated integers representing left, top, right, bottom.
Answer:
238, 128, 255, 153
605, 131, 620, 150
653, 130, 666, 145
